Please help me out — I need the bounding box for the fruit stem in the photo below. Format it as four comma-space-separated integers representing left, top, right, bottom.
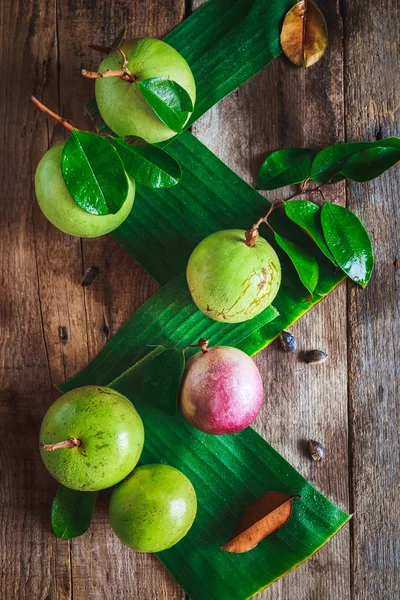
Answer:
82, 47, 136, 83
184, 338, 209, 354
31, 96, 74, 132
41, 437, 82, 451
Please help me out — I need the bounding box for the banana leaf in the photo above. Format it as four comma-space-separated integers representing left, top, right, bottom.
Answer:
58, 0, 350, 597
61, 351, 350, 600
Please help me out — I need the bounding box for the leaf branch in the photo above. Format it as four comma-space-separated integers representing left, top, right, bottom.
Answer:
82, 47, 136, 82
31, 96, 74, 132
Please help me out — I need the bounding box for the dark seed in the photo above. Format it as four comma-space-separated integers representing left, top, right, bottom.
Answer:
81, 266, 100, 287
279, 330, 297, 353
304, 350, 328, 364
309, 440, 326, 462
58, 325, 68, 345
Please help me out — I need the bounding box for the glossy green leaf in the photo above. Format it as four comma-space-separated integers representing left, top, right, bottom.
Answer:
61, 130, 128, 215
60, 349, 350, 600
113, 138, 182, 188
138, 78, 193, 134
142, 347, 186, 416
284, 200, 336, 263
321, 202, 374, 287
256, 148, 317, 190
274, 233, 319, 294
51, 485, 97, 539
340, 146, 400, 182
310, 138, 400, 183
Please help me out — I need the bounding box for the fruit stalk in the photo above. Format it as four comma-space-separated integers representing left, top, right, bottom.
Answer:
41, 437, 82, 451
82, 47, 136, 83
30, 96, 74, 132
184, 338, 209, 354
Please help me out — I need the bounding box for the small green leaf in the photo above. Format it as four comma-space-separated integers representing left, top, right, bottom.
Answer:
137, 78, 194, 134
62, 130, 129, 215
111, 27, 126, 49
141, 347, 186, 416
284, 200, 336, 264
274, 233, 319, 294
310, 138, 400, 183
256, 148, 317, 190
321, 202, 374, 287
340, 146, 400, 182
51, 485, 97, 539
114, 138, 182, 188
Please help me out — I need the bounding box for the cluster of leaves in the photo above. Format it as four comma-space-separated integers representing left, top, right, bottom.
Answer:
61, 131, 183, 215
61, 28, 193, 216
253, 138, 399, 294
270, 199, 374, 294
256, 138, 400, 189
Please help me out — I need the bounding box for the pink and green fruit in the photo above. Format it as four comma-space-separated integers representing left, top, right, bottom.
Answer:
39, 386, 144, 492
35, 142, 135, 237
109, 464, 197, 552
186, 229, 281, 323
95, 38, 196, 143
179, 345, 264, 435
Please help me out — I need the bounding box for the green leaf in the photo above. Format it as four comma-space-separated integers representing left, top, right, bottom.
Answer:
138, 78, 194, 134
113, 138, 182, 188
321, 202, 374, 287
340, 146, 400, 182
61, 130, 128, 215
111, 26, 126, 49
256, 148, 317, 190
274, 233, 319, 294
61, 350, 350, 600
141, 347, 186, 416
51, 485, 97, 539
284, 200, 336, 263
310, 138, 400, 183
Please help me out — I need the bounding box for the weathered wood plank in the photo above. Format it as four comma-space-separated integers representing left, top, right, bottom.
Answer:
48, 1, 185, 598
191, 0, 350, 598
344, 0, 400, 598
0, 0, 72, 598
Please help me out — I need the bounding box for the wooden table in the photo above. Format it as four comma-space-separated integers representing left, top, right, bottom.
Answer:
1, 0, 398, 598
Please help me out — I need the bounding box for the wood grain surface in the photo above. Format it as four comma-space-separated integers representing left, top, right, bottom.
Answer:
0, 0, 398, 599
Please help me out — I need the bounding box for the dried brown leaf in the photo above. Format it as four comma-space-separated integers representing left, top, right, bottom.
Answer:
221, 491, 297, 553
280, 0, 328, 68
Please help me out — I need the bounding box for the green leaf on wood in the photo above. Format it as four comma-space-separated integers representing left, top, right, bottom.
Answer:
138, 78, 194, 134
284, 200, 336, 263
256, 148, 317, 190
274, 233, 319, 294
321, 202, 374, 287
340, 146, 400, 182
113, 138, 182, 188
51, 485, 97, 540
310, 138, 400, 183
62, 130, 128, 215
141, 347, 186, 416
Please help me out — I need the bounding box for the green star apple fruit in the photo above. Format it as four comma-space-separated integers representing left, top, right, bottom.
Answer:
109, 464, 197, 552
186, 229, 281, 323
39, 386, 144, 491
95, 38, 196, 143
35, 142, 135, 237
